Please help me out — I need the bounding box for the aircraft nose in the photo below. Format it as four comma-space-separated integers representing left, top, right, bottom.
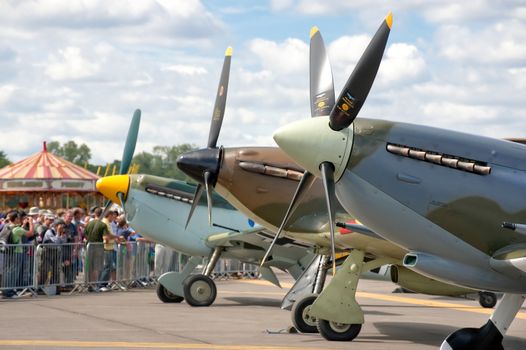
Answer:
96, 175, 130, 204
273, 116, 354, 181
176, 148, 222, 185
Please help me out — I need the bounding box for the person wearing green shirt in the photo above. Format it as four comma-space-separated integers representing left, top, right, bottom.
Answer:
2, 211, 34, 298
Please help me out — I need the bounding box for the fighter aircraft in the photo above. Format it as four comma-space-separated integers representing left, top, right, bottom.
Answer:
269, 12, 525, 350
174, 28, 499, 340
96, 107, 315, 307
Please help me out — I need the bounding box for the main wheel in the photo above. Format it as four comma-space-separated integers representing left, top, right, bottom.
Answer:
317, 319, 362, 341
291, 294, 319, 333
479, 291, 497, 308
156, 283, 184, 303
183, 274, 217, 307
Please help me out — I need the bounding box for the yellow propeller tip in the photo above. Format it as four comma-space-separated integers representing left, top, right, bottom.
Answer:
225, 46, 233, 56
386, 11, 393, 29
310, 26, 319, 39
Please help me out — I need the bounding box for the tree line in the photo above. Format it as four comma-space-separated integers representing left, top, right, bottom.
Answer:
0, 141, 197, 182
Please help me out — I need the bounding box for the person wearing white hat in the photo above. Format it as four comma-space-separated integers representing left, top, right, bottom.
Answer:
28, 207, 40, 217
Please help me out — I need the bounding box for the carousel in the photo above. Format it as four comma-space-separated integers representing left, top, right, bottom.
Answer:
0, 142, 103, 210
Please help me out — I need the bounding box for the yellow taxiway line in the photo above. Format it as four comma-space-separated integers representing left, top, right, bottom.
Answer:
0, 340, 321, 350
234, 279, 526, 320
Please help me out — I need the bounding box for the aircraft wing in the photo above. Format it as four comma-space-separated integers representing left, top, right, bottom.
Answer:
206, 227, 316, 287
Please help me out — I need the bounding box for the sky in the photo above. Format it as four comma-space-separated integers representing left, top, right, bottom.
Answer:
0, 0, 525, 164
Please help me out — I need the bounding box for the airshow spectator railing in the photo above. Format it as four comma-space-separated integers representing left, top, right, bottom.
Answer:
1, 242, 259, 298
0, 243, 37, 297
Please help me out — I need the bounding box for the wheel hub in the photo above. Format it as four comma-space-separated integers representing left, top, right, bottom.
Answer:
302, 305, 317, 327
191, 281, 212, 301
329, 321, 352, 333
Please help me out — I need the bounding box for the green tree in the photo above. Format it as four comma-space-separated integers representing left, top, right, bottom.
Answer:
129, 144, 196, 180
47, 140, 92, 166
0, 150, 11, 168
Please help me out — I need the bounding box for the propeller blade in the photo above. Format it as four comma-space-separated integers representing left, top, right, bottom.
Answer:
320, 162, 337, 276
310, 27, 335, 117
119, 109, 141, 175
260, 171, 315, 266
204, 171, 213, 225
207, 47, 232, 149
329, 12, 392, 131
185, 184, 204, 229
117, 192, 126, 213
102, 199, 113, 217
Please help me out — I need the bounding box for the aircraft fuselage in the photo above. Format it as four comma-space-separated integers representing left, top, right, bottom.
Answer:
337, 118, 526, 293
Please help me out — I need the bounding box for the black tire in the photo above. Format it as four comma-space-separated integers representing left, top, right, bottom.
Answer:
291, 294, 319, 333
317, 319, 362, 341
479, 292, 497, 308
183, 274, 217, 307
156, 283, 184, 303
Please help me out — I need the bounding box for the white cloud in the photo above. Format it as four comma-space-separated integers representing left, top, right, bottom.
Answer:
377, 43, 426, 86
248, 38, 308, 75
45, 47, 99, 80
0, 85, 17, 105
162, 64, 208, 76
270, 0, 294, 11
436, 21, 526, 65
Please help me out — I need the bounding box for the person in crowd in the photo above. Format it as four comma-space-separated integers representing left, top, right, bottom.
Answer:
55, 209, 66, 219
71, 207, 86, 275
110, 210, 119, 234
114, 215, 136, 281
35, 215, 55, 244
2, 211, 34, 298
99, 210, 122, 291
62, 210, 80, 287
84, 207, 107, 291
41, 219, 67, 287
20, 210, 38, 286
72, 208, 85, 239
154, 243, 179, 277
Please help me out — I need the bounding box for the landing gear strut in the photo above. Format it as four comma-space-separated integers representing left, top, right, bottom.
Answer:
183, 247, 223, 307
308, 249, 396, 341
290, 255, 330, 333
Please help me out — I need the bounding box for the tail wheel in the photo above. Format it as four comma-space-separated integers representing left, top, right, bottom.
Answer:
479, 292, 497, 308
317, 319, 362, 341
291, 294, 319, 333
183, 274, 217, 307
156, 284, 184, 303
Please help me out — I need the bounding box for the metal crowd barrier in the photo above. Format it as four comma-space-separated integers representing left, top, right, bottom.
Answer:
0, 243, 37, 297
209, 259, 260, 280
85, 242, 155, 291
1, 242, 260, 298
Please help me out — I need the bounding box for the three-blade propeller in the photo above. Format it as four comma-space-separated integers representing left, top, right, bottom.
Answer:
262, 13, 392, 273
260, 26, 335, 267
177, 47, 233, 228
102, 109, 141, 214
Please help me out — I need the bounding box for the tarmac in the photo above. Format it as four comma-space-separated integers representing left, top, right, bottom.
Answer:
1, 274, 525, 350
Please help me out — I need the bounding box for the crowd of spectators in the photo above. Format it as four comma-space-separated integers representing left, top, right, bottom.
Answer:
0, 205, 149, 298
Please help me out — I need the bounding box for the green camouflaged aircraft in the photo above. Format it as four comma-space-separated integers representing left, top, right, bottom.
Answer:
271, 12, 526, 350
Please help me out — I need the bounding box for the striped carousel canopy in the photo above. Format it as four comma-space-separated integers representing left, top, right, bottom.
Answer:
0, 142, 99, 192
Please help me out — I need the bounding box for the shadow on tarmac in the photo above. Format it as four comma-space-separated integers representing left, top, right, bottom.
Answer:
350, 322, 526, 349
221, 296, 283, 307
